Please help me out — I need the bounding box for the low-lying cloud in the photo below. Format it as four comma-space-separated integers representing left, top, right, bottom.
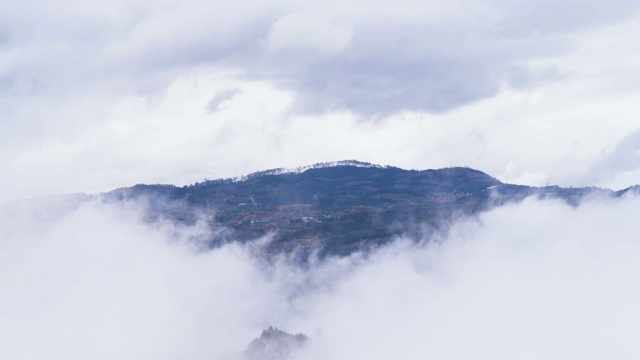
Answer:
2, 193, 640, 359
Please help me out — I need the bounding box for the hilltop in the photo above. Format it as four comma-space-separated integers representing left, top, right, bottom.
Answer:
104, 161, 629, 257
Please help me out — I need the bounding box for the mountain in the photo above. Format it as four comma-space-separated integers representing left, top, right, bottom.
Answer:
104, 161, 632, 257
244, 327, 311, 360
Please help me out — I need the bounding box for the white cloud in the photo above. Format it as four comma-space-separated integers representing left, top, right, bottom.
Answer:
264, 14, 352, 55
2, 191, 640, 359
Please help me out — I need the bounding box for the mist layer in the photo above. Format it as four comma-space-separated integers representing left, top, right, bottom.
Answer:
1, 195, 639, 359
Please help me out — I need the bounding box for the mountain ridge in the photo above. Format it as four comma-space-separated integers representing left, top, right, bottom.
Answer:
101, 161, 636, 257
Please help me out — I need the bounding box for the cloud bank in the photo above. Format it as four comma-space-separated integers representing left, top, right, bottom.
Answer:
3, 0, 639, 116
2, 193, 640, 359
2, 0, 640, 202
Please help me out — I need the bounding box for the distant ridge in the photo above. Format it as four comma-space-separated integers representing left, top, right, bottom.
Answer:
105, 162, 502, 256
202, 160, 392, 185
102, 160, 636, 257
242, 160, 390, 178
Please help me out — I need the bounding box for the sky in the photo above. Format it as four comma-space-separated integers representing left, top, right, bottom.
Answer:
2, 0, 640, 202
4, 3, 640, 357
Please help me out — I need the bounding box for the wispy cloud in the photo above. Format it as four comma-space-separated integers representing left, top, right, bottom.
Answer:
207, 88, 242, 112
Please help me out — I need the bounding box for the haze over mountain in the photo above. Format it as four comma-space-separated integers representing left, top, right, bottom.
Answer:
101, 160, 636, 257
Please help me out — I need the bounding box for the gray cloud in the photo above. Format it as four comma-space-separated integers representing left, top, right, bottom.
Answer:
2, 0, 640, 202
1, 0, 639, 120
207, 88, 242, 112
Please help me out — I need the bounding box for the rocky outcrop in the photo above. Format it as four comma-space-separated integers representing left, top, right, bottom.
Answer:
244, 327, 311, 360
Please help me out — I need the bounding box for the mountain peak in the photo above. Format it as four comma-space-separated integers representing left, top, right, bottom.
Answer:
238, 160, 390, 182
245, 327, 310, 360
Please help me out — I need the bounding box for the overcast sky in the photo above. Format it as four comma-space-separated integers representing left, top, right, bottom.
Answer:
2, 0, 640, 202
4, 3, 640, 357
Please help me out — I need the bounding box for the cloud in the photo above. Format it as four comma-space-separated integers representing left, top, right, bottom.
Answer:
264, 14, 352, 55
290, 195, 640, 359
2, 0, 640, 202
207, 87, 242, 112
2, 0, 639, 119
228, 0, 640, 114
3, 192, 640, 359
0, 199, 278, 359
566, 129, 640, 190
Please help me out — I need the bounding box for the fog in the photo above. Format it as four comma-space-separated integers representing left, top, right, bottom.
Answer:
2, 194, 640, 359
